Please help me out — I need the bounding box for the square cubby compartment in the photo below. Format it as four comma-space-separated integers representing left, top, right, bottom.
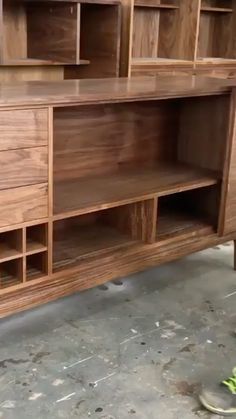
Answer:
53, 204, 145, 272
0, 229, 23, 262
26, 224, 48, 255
156, 185, 220, 241
26, 253, 48, 281
0, 259, 23, 289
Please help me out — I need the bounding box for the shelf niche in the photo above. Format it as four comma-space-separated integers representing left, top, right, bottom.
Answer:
156, 185, 220, 241
198, 0, 235, 59
53, 95, 229, 217
132, 0, 197, 62
53, 200, 156, 272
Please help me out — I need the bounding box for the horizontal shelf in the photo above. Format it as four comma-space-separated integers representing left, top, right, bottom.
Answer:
157, 209, 214, 241
53, 224, 136, 272
26, 239, 47, 256
54, 163, 219, 219
134, 1, 179, 9
0, 244, 22, 263
201, 6, 233, 12
131, 57, 193, 67
2, 58, 90, 67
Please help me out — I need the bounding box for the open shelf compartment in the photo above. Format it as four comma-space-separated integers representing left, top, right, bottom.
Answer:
0, 258, 24, 289
26, 223, 48, 255
0, 229, 23, 262
53, 95, 229, 218
26, 252, 48, 281
156, 185, 220, 241
198, 0, 235, 60
53, 200, 156, 272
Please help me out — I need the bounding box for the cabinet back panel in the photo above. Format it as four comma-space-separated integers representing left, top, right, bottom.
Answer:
3, 3, 27, 60
132, 8, 159, 58
53, 101, 179, 181
198, 13, 232, 58
178, 94, 230, 172
158, 10, 179, 59
79, 4, 121, 78
27, 4, 78, 63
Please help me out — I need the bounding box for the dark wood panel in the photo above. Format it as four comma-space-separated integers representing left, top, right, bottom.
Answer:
0, 230, 234, 318
178, 94, 230, 172
0, 147, 47, 190
0, 109, 48, 150
132, 8, 159, 58
0, 184, 48, 228
27, 4, 79, 63
53, 101, 178, 181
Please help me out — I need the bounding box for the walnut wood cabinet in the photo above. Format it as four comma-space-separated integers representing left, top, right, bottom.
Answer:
0, 75, 235, 318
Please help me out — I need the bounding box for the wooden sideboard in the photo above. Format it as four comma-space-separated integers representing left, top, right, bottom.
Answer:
0, 75, 235, 318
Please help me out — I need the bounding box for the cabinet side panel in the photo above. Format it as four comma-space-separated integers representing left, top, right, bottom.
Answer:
178, 95, 230, 172
220, 91, 236, 235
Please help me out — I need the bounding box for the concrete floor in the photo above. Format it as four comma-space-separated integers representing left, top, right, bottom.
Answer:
0, 243, 236, 419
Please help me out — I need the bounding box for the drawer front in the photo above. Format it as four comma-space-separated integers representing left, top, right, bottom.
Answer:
0, 184, 48, 228
0, 109, 48, 150
0, 147, 48, 190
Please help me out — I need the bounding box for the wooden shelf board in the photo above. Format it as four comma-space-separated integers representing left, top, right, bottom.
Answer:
53, 224, 137, 272
1, 274, 22, 289
131, 58, 192, 66
2, 59, 90, 67
134, 2, 179, 9
157, 209, 214, 241
201, 6, 233, 13
53, 164, 219, 219
0, 243, 22, 263
26, 267, 46, 281
26, 239, 47, 256
197, 57, 236, 64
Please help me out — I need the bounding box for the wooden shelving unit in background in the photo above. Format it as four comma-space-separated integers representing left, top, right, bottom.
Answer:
0, 0, 121, 81
120, 0, 236, 79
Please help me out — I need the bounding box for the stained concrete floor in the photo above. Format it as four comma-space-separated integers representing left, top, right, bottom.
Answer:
0, 243, 236, 419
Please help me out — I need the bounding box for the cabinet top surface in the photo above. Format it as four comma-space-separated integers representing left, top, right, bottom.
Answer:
0, 76, 232, 108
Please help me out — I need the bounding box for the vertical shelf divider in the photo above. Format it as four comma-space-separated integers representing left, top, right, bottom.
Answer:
22, 227, 26, 283
76, 3, 81, 65
48, 106, 54, 276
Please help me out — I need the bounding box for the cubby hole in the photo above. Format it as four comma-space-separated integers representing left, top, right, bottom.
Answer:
0, 258, 23, 289
53, 95, 229, 217
156, 185, 221, 241
26, 224, 48, 255
53, 204, 140, 272
0, 229, 23, 262
26, 252, 48, 281
132, 5, 180, 62
198, 1, 235, 60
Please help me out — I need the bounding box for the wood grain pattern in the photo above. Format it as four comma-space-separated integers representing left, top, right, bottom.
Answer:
27, 3, 79, 63
0, 77, 231, 108
219, 89, 236, 235
75, 3, 121, 78
0, 147, 47, 190
132, 7, 159, 58
178, 94, 230, 172
53, 164, 218, 217
0, 109, 48, 150
3, 2, 27, 61
0, 230, 235, 318
53, 101, 178, 181
0, 183, 48, 228
0, 66, 64, 82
